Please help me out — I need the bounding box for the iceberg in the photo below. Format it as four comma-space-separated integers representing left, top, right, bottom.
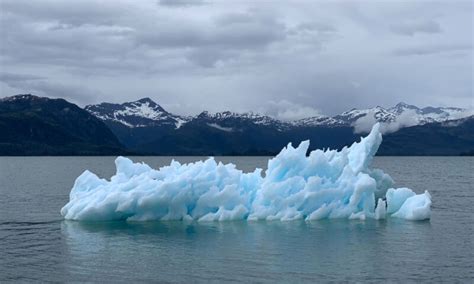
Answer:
61, 124, 431, 222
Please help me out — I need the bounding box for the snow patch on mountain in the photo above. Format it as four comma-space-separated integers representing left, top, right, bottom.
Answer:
115, 100, 166, 120
207, 123, 234, 132
291, 115, 345, 127
197, 110, 290, 131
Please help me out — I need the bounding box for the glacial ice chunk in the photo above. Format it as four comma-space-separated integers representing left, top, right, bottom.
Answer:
386, 187, 416, 214
391, 191, 432, 220
61, 123, 431, 222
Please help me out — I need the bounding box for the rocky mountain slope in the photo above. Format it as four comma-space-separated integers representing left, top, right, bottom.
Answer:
0, 94, 125, 155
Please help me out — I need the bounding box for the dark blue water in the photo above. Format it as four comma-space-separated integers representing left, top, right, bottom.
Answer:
1, 157, 473, 282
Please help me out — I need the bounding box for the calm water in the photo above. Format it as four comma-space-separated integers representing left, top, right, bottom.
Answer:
0, 156, 473, 282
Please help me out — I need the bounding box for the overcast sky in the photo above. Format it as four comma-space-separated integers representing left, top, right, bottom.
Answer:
0, 0, 472, 119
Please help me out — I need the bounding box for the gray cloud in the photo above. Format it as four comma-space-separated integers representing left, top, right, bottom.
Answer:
393, 43, 473, 56
0, 0, 126, 27
0, 72, 45, 82
295, 22, 336, 33
257, 100, 322, 121
0, 0, 472, 116
0, 72, 98, 104
390, 19, 441, 36
353, 110, 420, 134
158, 0, 206, 7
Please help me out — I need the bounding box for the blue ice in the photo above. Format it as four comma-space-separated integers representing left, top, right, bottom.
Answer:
61, 124, 431, 221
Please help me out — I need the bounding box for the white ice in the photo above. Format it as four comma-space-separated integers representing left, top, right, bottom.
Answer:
61, 124, 431, 222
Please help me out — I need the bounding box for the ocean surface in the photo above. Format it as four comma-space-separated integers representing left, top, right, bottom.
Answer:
0, 156, 472, 282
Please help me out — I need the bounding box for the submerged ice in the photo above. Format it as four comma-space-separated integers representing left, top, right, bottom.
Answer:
61, 124, 431, 222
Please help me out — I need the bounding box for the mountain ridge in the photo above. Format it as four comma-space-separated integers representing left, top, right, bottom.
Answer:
1, 94, 472, 156
85, 97, 471, 130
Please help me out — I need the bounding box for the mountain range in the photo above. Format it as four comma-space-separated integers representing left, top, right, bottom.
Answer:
85, 98, 469, 129
0, 94, 473, 155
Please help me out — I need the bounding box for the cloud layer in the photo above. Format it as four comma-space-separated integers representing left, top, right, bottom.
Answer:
0, 0, 472, 116
353, 110, 420, 134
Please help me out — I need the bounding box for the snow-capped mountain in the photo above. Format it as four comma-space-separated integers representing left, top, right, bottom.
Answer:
296, 102, 470, 127
196, 110, 278, 125
86, 98, 292, 130
335, 106, 396, 124
194, 110, 291, 131
85, 98, 189, 128
86, 98, 471, 132
388, 102, 468, 124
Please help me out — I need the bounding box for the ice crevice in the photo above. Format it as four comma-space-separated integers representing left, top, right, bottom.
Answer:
61, 123, 431, 222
